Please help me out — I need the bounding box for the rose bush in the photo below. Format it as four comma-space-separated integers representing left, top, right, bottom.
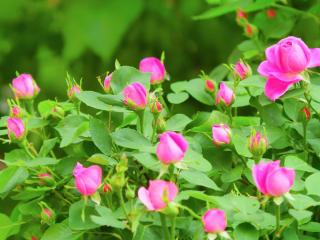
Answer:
1, 3, 320, 240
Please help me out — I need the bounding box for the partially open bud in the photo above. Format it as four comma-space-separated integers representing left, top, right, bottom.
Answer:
103, 73, 112, 93
41, 207, 55, 225
150, 100, 163, 114
123, 82, 148, 110
215, 82, 235, 107
38, 173, 54, 186
234, 60, 252, 80
236, 9, 248, 26
266, 9, 276, 18
249, 131, 268, 159
10, 106, 21, 118
212, 124, 231, 146
12, 73, 40, 99
205, 79, 215, 94
139, 57, 166, 85
68, 85, 81, 100
7, 117, 25, 141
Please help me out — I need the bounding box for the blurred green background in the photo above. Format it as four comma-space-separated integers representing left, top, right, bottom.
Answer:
1, 0, 320, 115
0, 0, 243, 114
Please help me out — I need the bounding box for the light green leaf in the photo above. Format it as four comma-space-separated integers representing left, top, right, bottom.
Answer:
180, 170, 220, 191
89, 117, 112, 155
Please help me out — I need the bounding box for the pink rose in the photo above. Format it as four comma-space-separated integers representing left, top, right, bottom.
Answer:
212, 124, 231, 146
252, 160, 295, 196
202, 209, 227, 233
156, 131, 188, 164
12, 73, 40, 99
215, 82, 235, 107
73, 162, 102, 196
139, 57, 166, 84
258, 36, 320, 100
7, 117, 25, 140
138, 180, 178, 211
68, 85, 81, 99
123, 82, 147, 110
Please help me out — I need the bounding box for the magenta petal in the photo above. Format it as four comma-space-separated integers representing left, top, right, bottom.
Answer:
264, 77, 295, 101
167, 182, 178, 201
265, 168, 295, 196
138, 187, 155, 210
308, 48, 320, 68
257, 61, 278, 77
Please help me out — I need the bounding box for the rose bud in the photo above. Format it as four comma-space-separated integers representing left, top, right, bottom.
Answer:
139, 57, 166, 85
212, 124, 231, 146
150, 99, 163, 114
236, 9, 247, 26
244, 23, 257, 38
252, 160, 295, 197
266, 9, 276, 18
31, 236, 38, 240
67, 85, 81, 100
249, 131, 268, 159
7, 117, 25, 141
103, 183, 111, 193
10, 106, 21, 118
123, 82, 147, 110
156, 131, 188, 165
103, 73, 112, 93
234, 60, 251, 80
73, 162, 102, 196
41, 207, 55, 225
12, 73, 40, 99
138, 180, 178, 211
38, 173, 54, 186
215, 82, 235, 107
205, 79, 215, 94
202, 209, 227, 233
299, 107, 311, 122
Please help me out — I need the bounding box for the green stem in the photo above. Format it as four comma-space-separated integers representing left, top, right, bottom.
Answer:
302, 122, 307, 150
137, 110, 145, 135
26, 99, 35, 115
159, 213, 170, 240
274, 204, 281, 239
117, 189, 128, 218
151, 114, 159, 143
176, 203, 201, 220
159, 93, 170, 116
171, 216, 176, 240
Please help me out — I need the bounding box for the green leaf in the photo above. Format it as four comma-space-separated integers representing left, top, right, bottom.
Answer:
39, 138, 58, 157
305, 172, 320, 197
55, 115, 89, 147
288, 194, 320, 210
185, 78, 214, 105
0, 167, 28, 198
111, 128, 153, 152
232, 116, 260, 127
69, 201, 99, 230
233, 133, 252, 158
91, 206, 125, 229
239, 75, 265, 88
167, 92, 189, 104
283, 99, 304, 121
234, 223, 259, 240
180, 170, 220, 191
27, 117, 49, 130
289, 209, 312, 225
132, 153, 160, 172
38, 100, 58, 118
184, 149, 212, 172
188, 111, 229, 133
41, 220, 82, 240
89, 117, 112, 155
110, 66, 150, 94
76, 91, 129, 112
299, 222, 320, 232
0, 213, 13, 240
167, 114, 192, 131
170, 81, 188, 93
87, 154, 116, 166
284, 155, 318, 173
